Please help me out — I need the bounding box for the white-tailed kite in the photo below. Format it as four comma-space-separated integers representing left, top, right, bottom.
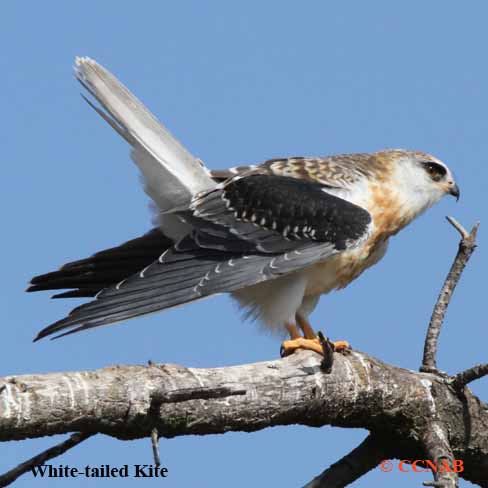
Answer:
28, 57, 460, 356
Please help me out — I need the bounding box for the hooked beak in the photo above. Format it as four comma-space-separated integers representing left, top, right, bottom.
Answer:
449, 182, 460, 201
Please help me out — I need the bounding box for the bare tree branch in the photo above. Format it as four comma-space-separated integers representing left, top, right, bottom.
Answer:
0, 432, 94, 487
1, 217, 484, 487
421, 218, 479, 374
422, 421, 458, 488
452, 364, 488, 390
0, 350, 487, 486
303, 434, 386, 488
151, 428, 161, 467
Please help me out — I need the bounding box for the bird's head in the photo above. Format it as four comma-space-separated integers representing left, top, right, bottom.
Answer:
376, 149, 459, 218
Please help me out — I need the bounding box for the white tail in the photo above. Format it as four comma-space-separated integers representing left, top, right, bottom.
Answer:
74, 57, 215, 211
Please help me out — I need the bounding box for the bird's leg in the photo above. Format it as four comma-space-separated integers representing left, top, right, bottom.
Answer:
280, 316, 350, 357
281, 322, 324, 356
285, 323, 301, 340
297, 315, 318, 339
297, 314, 350, 352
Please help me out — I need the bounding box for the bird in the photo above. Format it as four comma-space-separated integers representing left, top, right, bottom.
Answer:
28, 57, 460, 356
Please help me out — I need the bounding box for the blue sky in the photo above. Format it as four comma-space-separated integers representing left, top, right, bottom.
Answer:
1, 1, 486, 487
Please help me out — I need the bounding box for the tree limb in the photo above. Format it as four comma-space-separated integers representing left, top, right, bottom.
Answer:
1, 217, 484, 487
1, 350, 487, 486
452, 364, 488, 390
0, 432, 94, 487
151, 428, 161, 467
421, 217, 479, 374
303, 434, 386, 487
422, 421, 458, 488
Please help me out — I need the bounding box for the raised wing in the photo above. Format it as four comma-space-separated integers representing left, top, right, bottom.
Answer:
34, 175, 372, 341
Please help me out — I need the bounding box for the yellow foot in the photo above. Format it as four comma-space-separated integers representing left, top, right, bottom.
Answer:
281, 337, 322, 357
280, 338, 350, 357
331, 340, 350, 352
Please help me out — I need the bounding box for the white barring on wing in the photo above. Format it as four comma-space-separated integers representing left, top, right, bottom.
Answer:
139, 263, 152, 278
269, 258, 279, 270
158, 249, 170, 264
115, 278, 127, 291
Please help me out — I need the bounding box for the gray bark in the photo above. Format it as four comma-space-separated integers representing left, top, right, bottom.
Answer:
1, 349, 487, 486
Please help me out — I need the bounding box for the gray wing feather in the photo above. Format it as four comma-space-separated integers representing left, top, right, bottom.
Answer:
34, 241, 333, 341
35, 175, 372, 341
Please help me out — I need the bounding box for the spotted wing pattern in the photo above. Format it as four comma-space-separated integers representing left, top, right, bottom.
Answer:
210, 153, 379, 188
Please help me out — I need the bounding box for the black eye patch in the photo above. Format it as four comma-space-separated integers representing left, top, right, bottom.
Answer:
422, 161, 447, 182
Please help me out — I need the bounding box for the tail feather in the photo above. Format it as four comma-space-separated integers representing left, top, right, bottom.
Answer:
74, 57, 216, 211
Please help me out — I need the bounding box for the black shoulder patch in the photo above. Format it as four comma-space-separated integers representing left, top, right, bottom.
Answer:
222, 175, 371, 249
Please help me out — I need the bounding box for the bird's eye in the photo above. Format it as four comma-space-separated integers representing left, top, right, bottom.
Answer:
422, 161, 447, 182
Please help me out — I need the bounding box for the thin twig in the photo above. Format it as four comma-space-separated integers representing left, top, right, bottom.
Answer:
420, 218, 479, 374
446, 216, 470, 240
303, 434, 386, 488
151, 428, 161, 467
0, 432, 94, 487
317, 331, 334, 373
452, 363, 488, 390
